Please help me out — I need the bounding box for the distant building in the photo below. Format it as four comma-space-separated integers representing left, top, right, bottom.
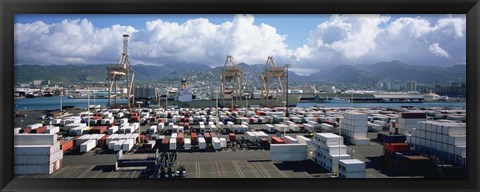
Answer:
435, 84, 466, 97
321, 85, 336, 94
33, 80, 43, 86
134, 87, 157, 98
406, 81, 417, 92
384, 82, 392, 91
376, 82, 383, 90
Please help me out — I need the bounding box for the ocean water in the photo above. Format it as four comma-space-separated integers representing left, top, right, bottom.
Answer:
14, 95, 466, 111
297, 102, 466, 108
14, 96, 128, 111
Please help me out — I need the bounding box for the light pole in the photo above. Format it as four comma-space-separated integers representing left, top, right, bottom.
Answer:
283, 100, 287, 138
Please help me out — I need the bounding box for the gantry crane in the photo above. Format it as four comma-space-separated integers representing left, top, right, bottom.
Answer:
261, 56, 288, 107
220, 55, 243, 108
107, 34, 135, 108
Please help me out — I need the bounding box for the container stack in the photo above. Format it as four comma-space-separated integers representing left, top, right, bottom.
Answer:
340, 112, 370, 145
410, 121, 466, 167
14, 134, 63, 175
338, 159, 366, 178
269, 143, 308, 161
382, 134, 409, 167
312, 133, 351, 173
394, 112, 426, 135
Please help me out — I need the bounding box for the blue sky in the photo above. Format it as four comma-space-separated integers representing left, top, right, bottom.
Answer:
14, 14, 466, 75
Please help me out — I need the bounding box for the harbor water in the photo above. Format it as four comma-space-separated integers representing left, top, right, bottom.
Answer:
14, 95, 465, 111
15, 96, 128, 111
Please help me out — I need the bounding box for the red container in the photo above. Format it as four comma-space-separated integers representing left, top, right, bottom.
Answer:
210, 132, 217, 138
91, 126, 107, 134
271, 136, 284, 144
20, 128, 31, 134
97, 134, 110, 148
31, 126, 47, 134
59, 140, 74, 152
191, 133, 198, 145
384, 143, 409, 153
184, 118, 189, 122
177, 132, 185, 145
204, 132, 212, 144
229, 133, 236, 141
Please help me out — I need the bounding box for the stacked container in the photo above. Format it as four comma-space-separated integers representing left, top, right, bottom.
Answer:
382, 134, 408, 167
394, 112, 426, 135
14, 134, 63, 175
284, 136, 298, 144
338, 159, 366, 178
184, 138, 192, 150
410, 121, 466, 167
270, 143, 308, 161
312, 133, 351, 173
340, 112, 370, 145
212, 137, 222, 150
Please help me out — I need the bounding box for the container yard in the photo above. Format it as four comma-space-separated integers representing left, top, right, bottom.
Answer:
13, 104, 467, 178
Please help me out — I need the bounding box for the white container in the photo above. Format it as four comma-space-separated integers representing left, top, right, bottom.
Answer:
315, 133, 343, 145
45, 126, 60, 134
296, 135, 312, 146
14, 163, 57, 175
270, 152, 307, 161
448, 135, 466, 146
14, 143, 61, 156
108, 141, 116, 150
274, 124, 288, 132
324, 145, 348, 155
184, 138, 192, 150
14, 127, 21, 134
169, 137, 177, 150
14, 150, 63, 165
122, 139, 134, 152
245, 132, 257, 142
352, 138, 370, 145
198, 137, 206, 150
339, 159, 365, 173
27, 123, 43, 130
114, 140, 126, 151
270, 144, 307, 153
219, 138, 227, 148
80, 140, 96, 153
212, 137, 221, 150
14, 134, 58, 145
108, 126, 119, 134
284, 136, 298, 144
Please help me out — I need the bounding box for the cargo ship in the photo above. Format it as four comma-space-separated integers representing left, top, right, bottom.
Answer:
323, 96, 350, 103
176, 95, 301, 108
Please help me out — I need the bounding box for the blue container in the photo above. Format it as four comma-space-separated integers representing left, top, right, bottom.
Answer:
383, 134, 406, 143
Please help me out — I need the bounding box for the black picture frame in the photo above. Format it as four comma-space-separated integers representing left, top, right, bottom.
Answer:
1, 0, 479, 192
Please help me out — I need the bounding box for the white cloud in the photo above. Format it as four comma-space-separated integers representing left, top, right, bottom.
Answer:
429, 43, 450, 58
15, 14, 465, 75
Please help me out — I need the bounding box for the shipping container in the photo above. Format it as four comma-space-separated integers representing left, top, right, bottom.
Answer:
15, 134, 57, 145
91, 126, 107, 134
229, 133, 236, 141
383, 134, 407, 143
80, 140, 96, 153
271, 136, 284, 144
384, 143, 410, 153
122, 139, 134, 152
97, 134, 110, 148
59, 140, 73, 152
191, 133, 198, 145
204, 132, 212, 144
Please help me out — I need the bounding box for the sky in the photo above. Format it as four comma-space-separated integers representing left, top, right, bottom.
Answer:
14, 14, 466, 75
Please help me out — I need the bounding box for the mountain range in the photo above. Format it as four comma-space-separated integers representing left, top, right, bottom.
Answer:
14, 60, 465, 86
